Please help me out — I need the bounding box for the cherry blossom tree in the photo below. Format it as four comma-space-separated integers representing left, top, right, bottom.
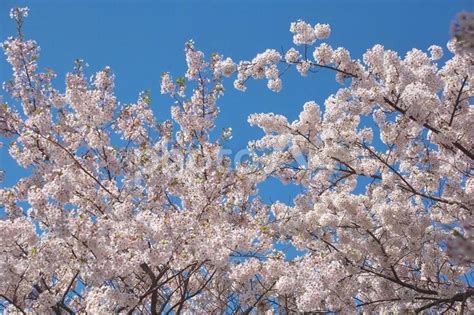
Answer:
0, 7, 472, 314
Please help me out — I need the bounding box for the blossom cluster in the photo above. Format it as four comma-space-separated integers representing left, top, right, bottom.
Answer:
9, 7, 29, 20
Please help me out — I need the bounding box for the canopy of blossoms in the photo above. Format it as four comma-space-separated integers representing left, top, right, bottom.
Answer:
0, 7, 472, 314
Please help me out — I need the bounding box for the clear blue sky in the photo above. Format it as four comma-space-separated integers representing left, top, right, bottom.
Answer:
0, 0, 472, 205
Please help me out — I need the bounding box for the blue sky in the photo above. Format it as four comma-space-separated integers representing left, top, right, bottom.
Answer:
0, 0, 472, 204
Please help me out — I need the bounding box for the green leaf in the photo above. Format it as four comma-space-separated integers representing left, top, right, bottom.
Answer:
176, 77, 186, 86
142, 90, 152, 105
452, 229, 465, 239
